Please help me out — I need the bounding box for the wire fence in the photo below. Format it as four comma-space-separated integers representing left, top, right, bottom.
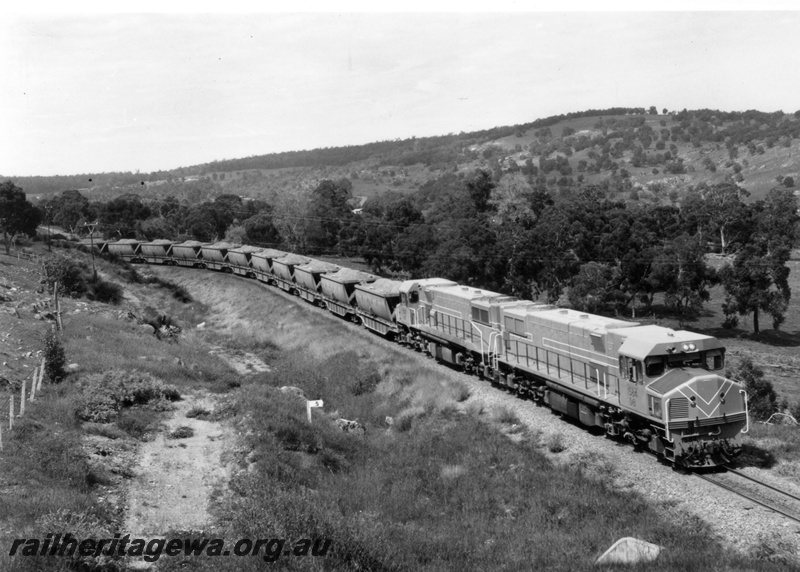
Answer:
0, 359, 46, 452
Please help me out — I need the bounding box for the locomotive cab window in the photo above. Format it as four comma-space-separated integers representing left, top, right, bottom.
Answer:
645, 356, 665, 378
619, 356, 642, 382
409, 291, 419, 304
704, 349, 724, 371
400, 293, 407, 304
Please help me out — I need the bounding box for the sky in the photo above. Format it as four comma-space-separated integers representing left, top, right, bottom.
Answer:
2, 4, 800, 176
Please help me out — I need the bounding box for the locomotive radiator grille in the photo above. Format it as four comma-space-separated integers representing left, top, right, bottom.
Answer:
669, 397, 690, 419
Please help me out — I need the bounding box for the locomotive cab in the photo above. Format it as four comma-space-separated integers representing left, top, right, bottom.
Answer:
614, 326, 746, 467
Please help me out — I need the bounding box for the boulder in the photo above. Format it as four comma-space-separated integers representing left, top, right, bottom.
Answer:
595, 537, 662, 565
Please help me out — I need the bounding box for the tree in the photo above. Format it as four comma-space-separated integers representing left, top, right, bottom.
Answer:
727, 356, 776, 421
305, 179, 355, 253
567, 262, 623, 313
0, 181, 41, 254
649, 233, 717, 325
719, 189, 797, 333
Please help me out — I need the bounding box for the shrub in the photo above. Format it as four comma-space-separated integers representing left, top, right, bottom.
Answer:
42, 328, 66, 383
186, 406, 211, 419
546, 433, 566, 453
168, 426, 195, 439
117, 409, 161, 439
492, 405, 520, 425
42, 253, 87, 297
87, 276, 124, 304
728, 356, 777, 421
350, 369, 381, 396
75, 369, 181, 422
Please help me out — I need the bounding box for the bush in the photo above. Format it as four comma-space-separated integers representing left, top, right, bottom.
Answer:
117, 409, 161, 439
728, 357, 777, 421
42, 253, 87, 297
87, 276, 124, 304
75, 369, 181, 422
168, 425, 195, 439
42, 328, 66, 383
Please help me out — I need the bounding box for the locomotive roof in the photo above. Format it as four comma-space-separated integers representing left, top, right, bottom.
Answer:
110, 238, 140, 245
296, 260, 340, 273
531, 308, 635, 331
430, 284, 506, 301
356, 278, 402, 296
501, 302, 557, 318
322, 268, 378, 283
614, 325, 722, 360
174, 240, 206, 247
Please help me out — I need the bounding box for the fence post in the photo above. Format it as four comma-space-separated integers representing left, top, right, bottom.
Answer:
38, 358, 45, 391
8, 398, 13, 430
29, 368, 37, 402
19, 377, 26, 417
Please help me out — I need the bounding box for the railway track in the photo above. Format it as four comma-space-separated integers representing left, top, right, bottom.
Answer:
695, 467, 800, 525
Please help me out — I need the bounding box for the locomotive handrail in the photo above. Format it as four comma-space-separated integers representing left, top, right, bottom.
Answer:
487, 331, 498, 368
739, 389, 749, 434
469, 321, 486, 363
664, 398, 674, 443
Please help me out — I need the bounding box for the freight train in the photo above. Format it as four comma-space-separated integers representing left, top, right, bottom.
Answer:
97, 238, 749, 469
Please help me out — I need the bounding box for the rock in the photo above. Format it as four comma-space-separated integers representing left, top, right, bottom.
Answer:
139, 324, 156, 335
279, 386, 305, 398
196, 322, 206, 329
595, 537, 662, 565
64, 363, 80, 373
336, 418, 366, 435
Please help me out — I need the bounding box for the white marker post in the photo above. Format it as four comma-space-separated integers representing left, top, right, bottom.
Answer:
306, 399, 324, 423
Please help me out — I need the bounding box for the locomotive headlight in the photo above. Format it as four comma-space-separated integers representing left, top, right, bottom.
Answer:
682, 344, 689, 351
688, 343, 696, 351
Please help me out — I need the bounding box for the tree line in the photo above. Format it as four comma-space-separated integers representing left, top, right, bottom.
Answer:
2, 169, 798, 334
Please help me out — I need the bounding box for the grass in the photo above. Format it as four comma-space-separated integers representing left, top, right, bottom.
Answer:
2, 249, 796, 571
137, 270, 790, 570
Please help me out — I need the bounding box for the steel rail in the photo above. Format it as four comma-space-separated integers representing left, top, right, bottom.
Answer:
725, 467, 800, 504
696, 473, 800, 525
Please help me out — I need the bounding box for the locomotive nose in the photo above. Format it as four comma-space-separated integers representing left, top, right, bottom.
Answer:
679, 373, 744, 419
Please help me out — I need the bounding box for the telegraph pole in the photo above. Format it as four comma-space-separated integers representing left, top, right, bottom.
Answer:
83, 221, 98, 280
43, 205, 53, 252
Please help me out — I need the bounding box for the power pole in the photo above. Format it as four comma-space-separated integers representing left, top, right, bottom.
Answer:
82, 221, 98, 280
43, 205, 53, 252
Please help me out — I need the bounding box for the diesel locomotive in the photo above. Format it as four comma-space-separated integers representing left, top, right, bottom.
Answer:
99, 238, 749, 469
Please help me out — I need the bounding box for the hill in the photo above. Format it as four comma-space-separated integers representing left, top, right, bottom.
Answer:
7, 107, 800, 205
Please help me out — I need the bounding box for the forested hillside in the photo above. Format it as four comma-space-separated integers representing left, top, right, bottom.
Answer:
5, 107, 800, 337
